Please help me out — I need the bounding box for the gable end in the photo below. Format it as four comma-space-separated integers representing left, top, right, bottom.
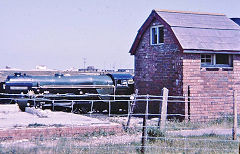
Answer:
129, 10, 183, 55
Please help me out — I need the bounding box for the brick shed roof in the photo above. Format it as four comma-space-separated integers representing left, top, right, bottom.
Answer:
129, 10, 240, 55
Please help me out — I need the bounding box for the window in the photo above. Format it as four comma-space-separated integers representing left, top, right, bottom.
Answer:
201, 54, 213, 66
116, 80, 128, 87
216, 54, 230, 65
151, 26, 164, 45
201, 54, 233, 67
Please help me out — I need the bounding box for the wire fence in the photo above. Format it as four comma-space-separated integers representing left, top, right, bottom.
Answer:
0, 89, 240, 153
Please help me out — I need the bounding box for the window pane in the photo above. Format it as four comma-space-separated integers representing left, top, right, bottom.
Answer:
216, 54, 229, 64
206, 59, 211, 62
158, 27, 164, 43
152, 28, 157, 44
206, 55, 211, 58
201, 54, 212, 66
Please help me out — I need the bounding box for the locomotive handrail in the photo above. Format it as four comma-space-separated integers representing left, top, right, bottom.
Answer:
6, 97, 164, 102
0, 92, 165, 98
0, 93, 29, 96
34, 85, 115, 89
0, 92, 167, 102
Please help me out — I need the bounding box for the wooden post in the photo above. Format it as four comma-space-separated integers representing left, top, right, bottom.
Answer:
125, 89, 138, 131
33, 97, 36, 108
187, 86, 191, 121
90, 101, 94, 116
125, 100, 131, 130
52, 100, 55, 111
108, 101, 111, 117
71, 101, 74, 113
158, 87, 169, 131
232, 90, 237, 140
141, 94, 149, 154
158, 89, 164, 126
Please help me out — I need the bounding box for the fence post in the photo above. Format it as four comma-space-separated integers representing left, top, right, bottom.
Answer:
33, 97, 36, 108
108, 101, 111, 117
158, 87, 168, 131
71, 101, 74, 113
90, 101, 94, 116
232, 90, 238, 140
125, 100, 131, 131
125, 89, 138, 131
187, 85, 191, 121
52, 100, 55, 111
141, 94, 149, 154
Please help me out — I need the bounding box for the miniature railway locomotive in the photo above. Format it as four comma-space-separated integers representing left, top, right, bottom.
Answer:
0, 73, 134, 113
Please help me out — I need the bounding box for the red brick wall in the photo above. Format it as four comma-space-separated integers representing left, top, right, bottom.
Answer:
183, 54, 240, 121
0, 125, 123, 140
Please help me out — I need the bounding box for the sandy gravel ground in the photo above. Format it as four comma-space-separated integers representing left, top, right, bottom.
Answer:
0, 104, 142, 148
0, 104, 119, 130
0, 104, 238, 141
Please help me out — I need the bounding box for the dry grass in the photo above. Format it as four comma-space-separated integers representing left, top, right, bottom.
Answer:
1, 114, 239, 154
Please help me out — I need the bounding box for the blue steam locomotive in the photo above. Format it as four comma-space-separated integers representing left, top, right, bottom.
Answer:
0, 73, 134, 113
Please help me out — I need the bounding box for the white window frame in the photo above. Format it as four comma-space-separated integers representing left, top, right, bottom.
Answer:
201, 54, 233, 68
150, 25, 164, 45
201, 54, 213, 66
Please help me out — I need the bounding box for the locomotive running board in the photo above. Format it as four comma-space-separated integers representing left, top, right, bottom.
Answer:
32, 85, 115, 89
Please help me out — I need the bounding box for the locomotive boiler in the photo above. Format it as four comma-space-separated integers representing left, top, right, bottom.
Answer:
0, 73, 134, 113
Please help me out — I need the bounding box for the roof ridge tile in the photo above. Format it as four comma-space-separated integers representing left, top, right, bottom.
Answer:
154, 9, 225, 16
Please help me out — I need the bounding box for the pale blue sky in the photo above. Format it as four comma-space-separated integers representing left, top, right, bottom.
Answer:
0, 0, 239, 70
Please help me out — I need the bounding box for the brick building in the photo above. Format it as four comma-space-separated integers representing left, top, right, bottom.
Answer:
129, 10, 240, 121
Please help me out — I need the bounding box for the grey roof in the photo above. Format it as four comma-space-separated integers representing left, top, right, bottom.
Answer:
107, 73, 133, 80
156, 10, 240, 51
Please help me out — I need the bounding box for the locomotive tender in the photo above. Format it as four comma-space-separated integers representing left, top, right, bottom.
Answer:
0, 73, 134, 113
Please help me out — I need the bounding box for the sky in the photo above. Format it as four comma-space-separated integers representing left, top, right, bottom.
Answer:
0, 0, 239, 70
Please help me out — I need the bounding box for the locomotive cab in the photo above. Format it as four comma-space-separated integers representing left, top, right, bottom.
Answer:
0, 82, 5, 93
106, 73, 134, 95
